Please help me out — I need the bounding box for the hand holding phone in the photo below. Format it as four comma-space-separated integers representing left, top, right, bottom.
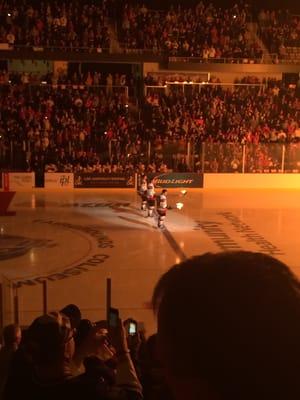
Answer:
108, 307, 119, 328
108, 309, 129, 355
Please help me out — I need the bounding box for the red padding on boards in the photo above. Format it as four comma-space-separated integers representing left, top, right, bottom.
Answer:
0, 192, 16, 216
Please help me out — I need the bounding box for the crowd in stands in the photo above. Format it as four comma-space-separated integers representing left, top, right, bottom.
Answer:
0, 80, 143, 179
120, 2, 262, 60
0, 70, 188, 174
0, 0, 111, 50
144, 73, 263, 86
0, 79, 130, 167
42, 153, 172, 176
258, 9, 300, 57
142, 76, 300, 172
0, 69, 129, 87
0, 71, 300, 174
1, 0, 300, 62
144, 79, 300, 144
2, 252, 300, 398
144, 72, 213, 86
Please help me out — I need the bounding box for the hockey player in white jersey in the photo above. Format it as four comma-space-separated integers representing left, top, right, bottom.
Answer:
139, 176, 148, 211
146, 182, 156, 217
157, 189, 167, 228
139, 176, 147, 195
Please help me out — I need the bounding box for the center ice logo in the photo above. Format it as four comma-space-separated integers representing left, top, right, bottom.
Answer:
0, 234, 57, 261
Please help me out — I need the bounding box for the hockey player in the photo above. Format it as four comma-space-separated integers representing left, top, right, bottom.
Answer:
139, 176, 147, 195
157, 189, 167, 228
146, 182, 156, 217
139, 176, 148, 211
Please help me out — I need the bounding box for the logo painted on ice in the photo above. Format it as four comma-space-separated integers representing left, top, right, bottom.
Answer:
0, 234, 57, 261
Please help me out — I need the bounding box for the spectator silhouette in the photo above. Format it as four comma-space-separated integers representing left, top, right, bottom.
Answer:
152, 251, 300, 399
0, 324, 21, 400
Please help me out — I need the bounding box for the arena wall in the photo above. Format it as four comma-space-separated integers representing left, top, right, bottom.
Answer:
210, 72, 282, 83
143, 62, 160, 74
143, 63, 282, 83
3, 173, 300, 190
204, 174, 300, 189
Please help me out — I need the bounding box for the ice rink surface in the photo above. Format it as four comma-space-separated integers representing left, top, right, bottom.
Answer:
1, 188, 300, 334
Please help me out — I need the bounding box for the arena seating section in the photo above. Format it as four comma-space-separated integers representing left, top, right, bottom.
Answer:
0, 0, 111, 50
258, 10, 300, 61
0, 1, 299, 173
119, 2, 263, 60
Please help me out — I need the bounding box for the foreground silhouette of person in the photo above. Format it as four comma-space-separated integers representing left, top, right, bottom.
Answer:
0, 325, 21, 399
152, 251, 300, 400
4, 312, 142, 400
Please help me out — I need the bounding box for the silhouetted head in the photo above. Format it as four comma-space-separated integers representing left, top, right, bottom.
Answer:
153, 251, 300, 400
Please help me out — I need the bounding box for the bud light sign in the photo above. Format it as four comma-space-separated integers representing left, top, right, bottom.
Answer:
148, 173, 203, 188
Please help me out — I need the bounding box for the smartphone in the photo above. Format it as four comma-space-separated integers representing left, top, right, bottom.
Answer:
108, 307, 119, 328
128, 321, 137, 335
